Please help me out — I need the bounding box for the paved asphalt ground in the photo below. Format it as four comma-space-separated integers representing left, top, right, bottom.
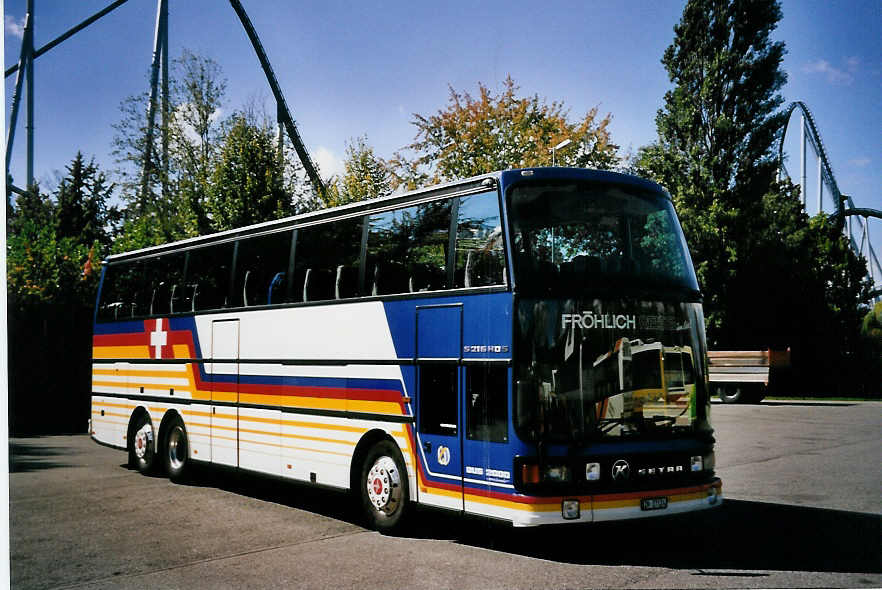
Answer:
9, 401, 882, 589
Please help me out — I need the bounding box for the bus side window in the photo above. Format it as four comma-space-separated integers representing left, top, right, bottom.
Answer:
233, 231, 293, 307
188, 242, 234, 311
295, 219, 362, 303
147, 253, 185, 316
419, 365, 458, 436
466, 365, 509, 442
366, 200, 451, 296
454, 192, 506, 288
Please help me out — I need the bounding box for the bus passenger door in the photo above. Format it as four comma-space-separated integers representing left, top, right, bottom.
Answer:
210, 319, 239, 467
415, 305, 464, 511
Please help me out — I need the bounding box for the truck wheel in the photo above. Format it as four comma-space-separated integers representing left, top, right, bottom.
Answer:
129, 414, 156, 474
359, 440, 409, 533
719, 383, 745, 404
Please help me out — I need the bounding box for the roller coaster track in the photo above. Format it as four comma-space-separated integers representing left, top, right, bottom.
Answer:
778, 101, 881, 303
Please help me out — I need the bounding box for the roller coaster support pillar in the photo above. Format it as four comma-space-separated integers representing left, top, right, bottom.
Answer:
26, 0, 35, 189
800, 114, 807, 208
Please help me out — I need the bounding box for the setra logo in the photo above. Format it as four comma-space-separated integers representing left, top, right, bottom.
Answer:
611, 459, 631, 481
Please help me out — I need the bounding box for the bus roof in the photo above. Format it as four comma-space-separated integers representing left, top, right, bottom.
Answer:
105, 167, 668, 263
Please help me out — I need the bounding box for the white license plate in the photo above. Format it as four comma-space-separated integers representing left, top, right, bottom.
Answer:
640, 496, 668, 511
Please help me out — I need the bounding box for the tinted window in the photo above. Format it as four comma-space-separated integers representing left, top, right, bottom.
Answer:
98, 261, 149, 321
233, 231, 293, 307
419, 365, 458, 436
187, 242, 234, 311
455, 192, 506, 288
294, 218, 363, 302
466, 365, 509, 442
365, 200, 451, 295
146, 253, 186, 316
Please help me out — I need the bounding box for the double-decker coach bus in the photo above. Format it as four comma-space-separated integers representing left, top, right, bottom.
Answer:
91, 167, 721, 531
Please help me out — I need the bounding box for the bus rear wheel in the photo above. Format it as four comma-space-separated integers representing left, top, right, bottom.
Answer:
163, 415, 190, 482
360, 440, 409, 533
129, 414, 156, 474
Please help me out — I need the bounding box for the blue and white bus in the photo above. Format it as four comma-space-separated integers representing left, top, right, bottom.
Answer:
91, 167, 721, 531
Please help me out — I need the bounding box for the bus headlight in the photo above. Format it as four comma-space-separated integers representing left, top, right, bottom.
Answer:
545, 465, 571, 483
585, 462, 601, 481
691, 455, 703, 472
562, 499, 580, 520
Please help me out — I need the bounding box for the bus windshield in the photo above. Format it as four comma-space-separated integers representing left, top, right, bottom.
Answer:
509, 180, 710, 443
508, 180, 698, 294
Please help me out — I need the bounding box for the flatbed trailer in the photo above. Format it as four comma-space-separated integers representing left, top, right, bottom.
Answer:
708, 349, 790, 403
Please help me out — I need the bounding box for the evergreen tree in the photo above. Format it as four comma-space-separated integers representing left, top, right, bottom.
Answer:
324, 136, 390, 208
637, 0, 870, 393
205, 113, 291, 230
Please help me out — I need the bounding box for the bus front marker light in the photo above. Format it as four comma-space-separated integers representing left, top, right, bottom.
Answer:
561, 499, 580, 520
691, 455, 703, 472
585, 462, 601, 481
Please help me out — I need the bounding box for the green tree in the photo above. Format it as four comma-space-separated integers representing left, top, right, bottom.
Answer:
112, 51, 228, 248
391, 76, 618, 188
168, 49, 227, 236
323, 136, 390, 208
637, 0, 870, 393
205, 113, 291, 230
637, 0, 789, 342
8, 155, 116, 307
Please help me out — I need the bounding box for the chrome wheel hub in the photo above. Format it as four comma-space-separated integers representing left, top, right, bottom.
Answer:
366, 456, 401, 515
134, 424, 153, 460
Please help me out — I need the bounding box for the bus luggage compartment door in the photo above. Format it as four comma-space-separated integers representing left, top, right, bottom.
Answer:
415, 304, 464, 511
210, 319, 239, 467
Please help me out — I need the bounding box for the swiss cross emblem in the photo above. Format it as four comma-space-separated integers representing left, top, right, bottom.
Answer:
149, 318, 170, 359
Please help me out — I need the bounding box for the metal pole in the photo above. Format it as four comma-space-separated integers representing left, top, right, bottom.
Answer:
26, 0, 35, 189
140, 0, 165, 206
800, 114, 806, 209
5, 13, 32, 176
228, 0, 326, 199
160, 0, 169, 200
817, 154, 823, 213
5, 0, 130, 79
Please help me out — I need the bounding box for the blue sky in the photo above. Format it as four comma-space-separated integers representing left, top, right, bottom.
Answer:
4, 1, 880, 225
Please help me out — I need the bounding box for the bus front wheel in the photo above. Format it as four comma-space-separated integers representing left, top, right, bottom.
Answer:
163, 415, 190, 482
359, 440, 409, 533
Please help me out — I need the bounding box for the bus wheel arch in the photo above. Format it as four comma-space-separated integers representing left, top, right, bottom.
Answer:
158, 410, 190, 482
127, 407, 156, 474
351, 430, 410, 533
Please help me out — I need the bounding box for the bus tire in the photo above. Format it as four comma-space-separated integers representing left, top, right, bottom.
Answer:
719, 383, 745, 404
359, 440, 409, 533
129, 413, 156, 474
163, 415, 190, 482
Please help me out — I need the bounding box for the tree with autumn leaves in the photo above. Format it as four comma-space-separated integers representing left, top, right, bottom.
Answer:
389, 76, 618, 190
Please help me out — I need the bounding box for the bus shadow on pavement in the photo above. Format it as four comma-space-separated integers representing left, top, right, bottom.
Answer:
451, 499, 881, 574
9, 439, 77, 473
171, 467, 880, 575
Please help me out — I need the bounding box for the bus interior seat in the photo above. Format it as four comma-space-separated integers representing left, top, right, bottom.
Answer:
335, 265, 358, 299
373, 262, 409, 295
267, 272, 286, 304
303, 268, 334, 302
409, 263, 444, 292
